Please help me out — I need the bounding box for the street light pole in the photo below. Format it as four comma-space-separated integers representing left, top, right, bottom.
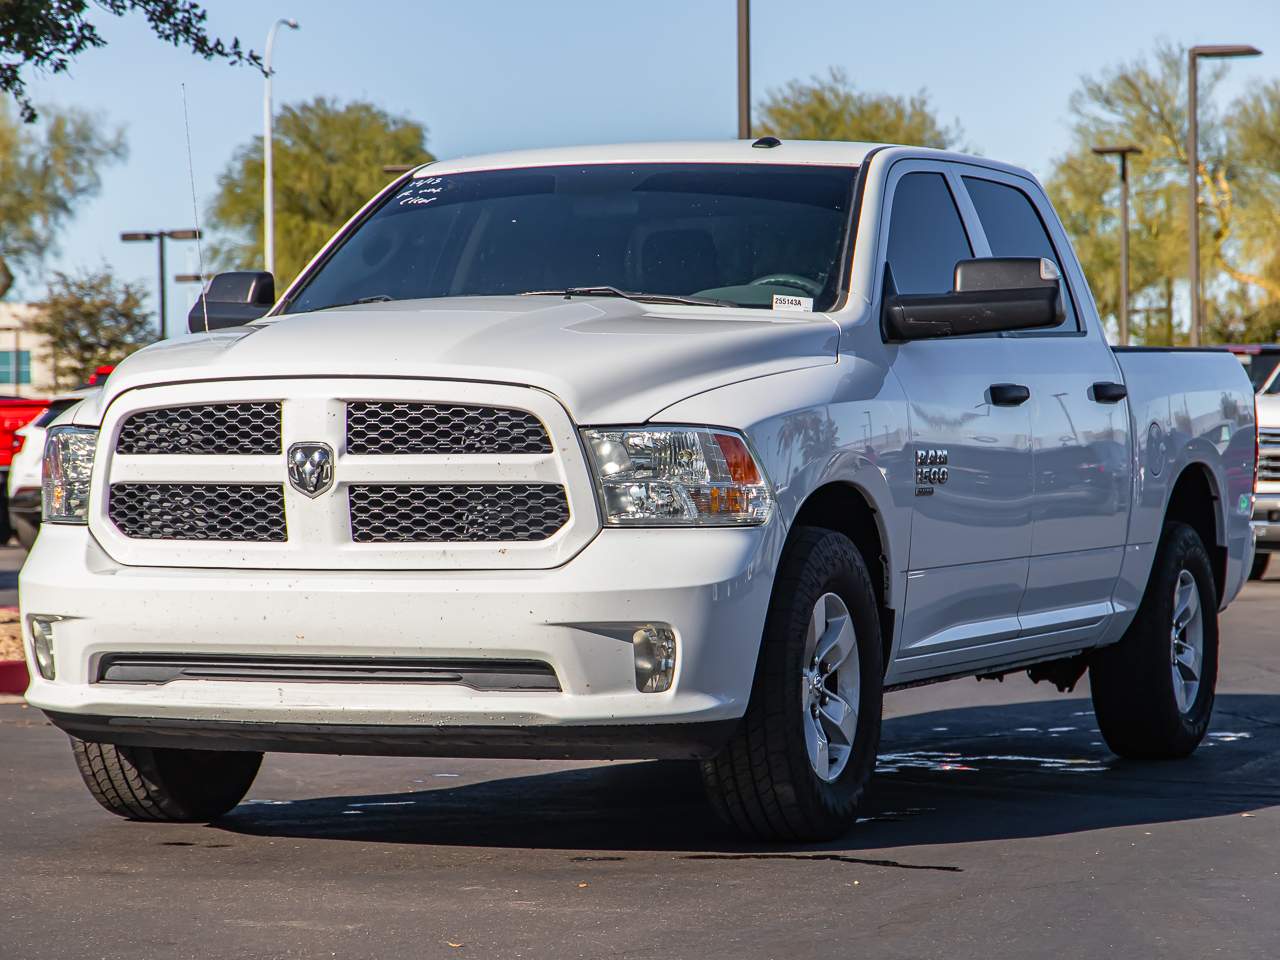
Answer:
737, 0, 750, 139
120, 229, 202, 339
263, 18, 300, 278
1187, 43, 1261, 346
1093, 145, 1143, 346
157, 233, 166, 338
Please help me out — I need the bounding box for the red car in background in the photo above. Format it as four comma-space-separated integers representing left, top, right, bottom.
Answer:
0, 397, 50, 542
0, 366, 114, 546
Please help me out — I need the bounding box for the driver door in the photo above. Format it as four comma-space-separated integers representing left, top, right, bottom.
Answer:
880, 163, 1034, 682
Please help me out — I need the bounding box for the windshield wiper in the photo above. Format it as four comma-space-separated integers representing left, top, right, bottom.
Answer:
521, 286, 732, 307
315, 294, 394, 311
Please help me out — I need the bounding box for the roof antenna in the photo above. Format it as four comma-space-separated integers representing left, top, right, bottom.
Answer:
181, 83, 210, 334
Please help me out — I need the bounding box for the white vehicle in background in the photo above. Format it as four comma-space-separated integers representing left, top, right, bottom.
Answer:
7, 388, 99, 551
19, 140, 1257, 840
1250, 360, 1280, 579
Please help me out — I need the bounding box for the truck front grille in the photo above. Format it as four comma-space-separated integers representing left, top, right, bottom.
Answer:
1259, 428, 1280, 446
1260, 452, 1280, 482
94, 380, 597, 569
349, 483, 569, 542
116, 402, 282, 455
108, 483, 287, 541
346, 402, 551, 455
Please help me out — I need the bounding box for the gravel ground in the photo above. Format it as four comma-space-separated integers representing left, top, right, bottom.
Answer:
0, 606, 22, 661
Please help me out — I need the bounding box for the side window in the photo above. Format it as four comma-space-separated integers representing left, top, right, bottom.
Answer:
885, 172, 972, 295
962, 176, 1078, 330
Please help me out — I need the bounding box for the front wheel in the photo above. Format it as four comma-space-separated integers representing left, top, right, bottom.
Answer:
701, 527, 884, 841
1090, 521, 1218, 760
71, 737, 262, 821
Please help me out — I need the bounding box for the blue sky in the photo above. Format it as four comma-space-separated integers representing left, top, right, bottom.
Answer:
18, 0, 1280, 332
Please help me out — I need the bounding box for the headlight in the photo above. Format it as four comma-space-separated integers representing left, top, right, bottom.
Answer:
42, 426, 97, 524
582, 426, 773, 526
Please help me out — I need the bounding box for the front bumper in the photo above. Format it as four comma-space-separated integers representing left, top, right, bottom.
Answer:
1252, 494, 1280, 551
20, 523, 778, 759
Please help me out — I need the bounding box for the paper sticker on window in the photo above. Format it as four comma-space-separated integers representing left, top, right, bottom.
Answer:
772, 293, 813, 312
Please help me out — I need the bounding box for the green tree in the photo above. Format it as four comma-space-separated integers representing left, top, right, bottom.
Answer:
0, 103, 126, 298
1, 1, 261, 123
1220, 79, 1280, 341
29, 269, 156, 389
208, 97, 434, 288
1047, 43, 1280, 345
755, 67, 961, 148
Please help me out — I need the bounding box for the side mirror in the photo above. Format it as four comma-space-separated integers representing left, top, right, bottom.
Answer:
883, 258, 1063, 341
187, 271, 275, 333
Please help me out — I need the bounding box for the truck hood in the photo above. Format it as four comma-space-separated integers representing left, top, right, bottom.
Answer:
85, 296, 839, 425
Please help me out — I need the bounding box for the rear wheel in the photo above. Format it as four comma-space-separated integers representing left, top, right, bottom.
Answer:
70, 737, 262, 821
1090, 521, 1218, 759
1249, 551, 1269, 581
701, 527, 883, 841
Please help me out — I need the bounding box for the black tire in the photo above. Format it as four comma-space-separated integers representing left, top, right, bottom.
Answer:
70, 737, 262, 822
1090, 521, 1218, 760
13, 514, 37, 552
0, 486, 12, 545
1249, 551, 1269, 581
701, 526, 884, 841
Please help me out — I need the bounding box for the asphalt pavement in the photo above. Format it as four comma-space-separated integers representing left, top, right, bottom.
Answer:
2, 551, 1279, 959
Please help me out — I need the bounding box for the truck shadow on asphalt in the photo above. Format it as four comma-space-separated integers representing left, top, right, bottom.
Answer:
217, 693, 1280, 858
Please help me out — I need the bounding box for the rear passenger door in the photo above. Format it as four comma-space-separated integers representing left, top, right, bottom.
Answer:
881, 162, 1034, 676
957, 169, 1132, 646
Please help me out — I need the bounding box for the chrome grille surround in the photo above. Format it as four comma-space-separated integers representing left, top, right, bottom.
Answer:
116, 402, 281, 455
347, 402, 551, 455
108, 483, 286, 541
349, 483, 569, 543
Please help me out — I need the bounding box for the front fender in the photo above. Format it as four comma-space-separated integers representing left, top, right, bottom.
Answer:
652, 358, 913, 611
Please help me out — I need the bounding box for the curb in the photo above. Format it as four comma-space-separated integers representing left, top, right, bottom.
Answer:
0, 605, 25, 695
0, 659, 28, 696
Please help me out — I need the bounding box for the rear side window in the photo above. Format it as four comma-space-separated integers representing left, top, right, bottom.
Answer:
885, 172, 972, 295
962, 176, 1077, 331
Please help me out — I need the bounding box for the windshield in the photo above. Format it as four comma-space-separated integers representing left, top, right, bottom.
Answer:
281, 162, 857, 314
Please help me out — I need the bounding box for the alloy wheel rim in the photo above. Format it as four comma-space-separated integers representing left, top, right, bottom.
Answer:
801, 592, 860, 782
1170, 569, 1204, 714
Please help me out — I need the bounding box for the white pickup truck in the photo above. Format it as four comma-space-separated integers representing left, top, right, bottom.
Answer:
21, 141, 1256, 840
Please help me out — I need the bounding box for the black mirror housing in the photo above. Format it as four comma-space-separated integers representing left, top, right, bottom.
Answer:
883, 257, 1063, 341
187, 271, 276, 333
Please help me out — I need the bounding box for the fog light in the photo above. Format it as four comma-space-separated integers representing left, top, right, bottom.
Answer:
28, 616, 58, 680
632, 624, 676, 693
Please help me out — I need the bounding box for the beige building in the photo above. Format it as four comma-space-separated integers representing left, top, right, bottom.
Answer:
0, 303, 56, 398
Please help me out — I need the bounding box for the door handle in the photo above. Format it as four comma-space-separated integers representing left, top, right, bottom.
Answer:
1090, 381, 1128, 403
988, 383, 1030, 406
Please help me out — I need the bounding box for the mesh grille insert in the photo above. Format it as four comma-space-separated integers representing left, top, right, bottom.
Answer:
349, 484, 568, 543
109, 483, 286, 541
346, 402, 551, 455
116, 403, 281, 455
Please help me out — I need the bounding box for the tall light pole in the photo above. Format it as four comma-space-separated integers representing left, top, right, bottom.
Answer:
1093, 145, 1143, 346
263, 17, 300, 278
737, 0, 750, 139
1187, 43, 1260, 345
120, 229, 202, 338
